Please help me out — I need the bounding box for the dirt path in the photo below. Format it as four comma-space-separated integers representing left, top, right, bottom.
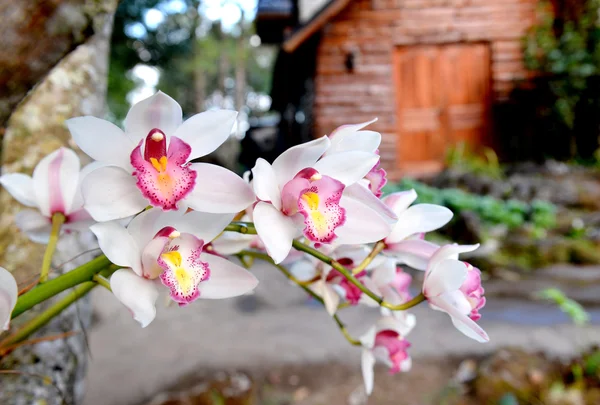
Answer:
83, 262, 600, 405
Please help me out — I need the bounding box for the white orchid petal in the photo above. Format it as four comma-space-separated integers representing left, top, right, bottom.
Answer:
82, 166, 149, 222
67, 117, 134, 169
424, 259, 468, 297
371, 259, 397, 287
32, 148, 81, 217
387, 204, 453, 243
382, 190, 418, 216
198, 253, 259, 298
211, 232, 254, 255
0, 173, 37, 207
361, 349, 376, 396
71, 161, 111, 211
271, 136, 330, 188
386, 239, 439, 271
172, 212, 235, 243
359, 325, 377, 348
14, 209, 52, 244
253, 202, 297, 264
289, 260, 317, 281
185, 163, 255, 214
90, 221, 143, 275
329, 118, 378, 140
251, 158, 281, 210
430, 296, 489, 343
428, 243, 480, 274
173, 110, 237, 158
312, 281, 340, 315
344, 183, 397, 223
335, 197, 393, 245
328, 125, 381, 154
359, 277, 382, 307
125, 208, 167, 248
0, 267, 18, 330
313, 151, 379, 186
124, 91, 182, 138
110, 269, 159, 328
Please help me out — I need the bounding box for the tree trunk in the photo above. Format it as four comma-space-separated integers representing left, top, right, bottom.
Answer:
0, 0, 117, 403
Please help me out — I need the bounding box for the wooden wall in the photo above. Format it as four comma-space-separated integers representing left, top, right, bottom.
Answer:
313, 0, 539, 179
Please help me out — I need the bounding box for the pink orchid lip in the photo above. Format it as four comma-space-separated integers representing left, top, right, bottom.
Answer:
131, 128, 197, 211
157, 232, 210, 306
460, 263, 486, 320
374, 330, 411, 374
281, 168, 346, 244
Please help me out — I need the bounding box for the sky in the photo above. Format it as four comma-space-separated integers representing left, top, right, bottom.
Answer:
143, 0, 258, 31
129, 0, 260, 105
126, 0, 260, 104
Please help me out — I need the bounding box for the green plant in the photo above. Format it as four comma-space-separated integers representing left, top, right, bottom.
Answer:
445, 142, 503, 179
523, 0, 600, 129
535, 288, 590, 325
384, 180, 558, 232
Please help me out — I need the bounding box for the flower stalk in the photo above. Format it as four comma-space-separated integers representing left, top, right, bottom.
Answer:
237, 249, 361, 347
227, 221, 427, 313
39, 213, 66, 283
0, 282, 97, 348
352, 240, 386, 275
11, 255, 111, 319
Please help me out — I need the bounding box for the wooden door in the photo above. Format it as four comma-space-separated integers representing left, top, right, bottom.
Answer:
393, 43, 491, 176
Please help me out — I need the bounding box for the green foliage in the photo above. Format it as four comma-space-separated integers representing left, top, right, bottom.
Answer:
523, 0, 600, 128
535, 288, 590, 325
383, 179, 557, 232
445, 142, 503, 180
107, 0, 275, 121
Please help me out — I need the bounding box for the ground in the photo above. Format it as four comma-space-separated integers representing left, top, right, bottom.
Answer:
83, 261, 600, 405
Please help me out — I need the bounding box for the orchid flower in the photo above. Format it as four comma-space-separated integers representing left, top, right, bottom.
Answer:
90, 209, 258, 327
369, 258, 413, 305
326, 119, 387, 197
0, 267, 18, 331
382, 190, 452, 270
360, 316, 414, 395
422, 244, 489, 343
67, 91, 255, 222
251, 136, 396, 264
290, 245, 384, 315
0, 147, 95, 243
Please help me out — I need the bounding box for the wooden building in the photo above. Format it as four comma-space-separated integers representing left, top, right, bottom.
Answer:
257, 0, 540, 178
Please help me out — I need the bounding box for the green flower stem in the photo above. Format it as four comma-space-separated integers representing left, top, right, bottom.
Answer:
39, 213, 66, 283
0, 283, 97, 348
238, 250, 361, 347
2, 266, 119, 348
352, 240, 386, 275
11, 254, 111, 319
226, 221, 427, 312
92, 274, 112, 291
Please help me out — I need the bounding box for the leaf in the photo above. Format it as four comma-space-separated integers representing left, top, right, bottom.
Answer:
535, 288, 590, 326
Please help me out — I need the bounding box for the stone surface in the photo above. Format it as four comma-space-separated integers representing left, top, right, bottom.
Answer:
0, 0, 115, 128
83, 260, 600, 405
0, 1, 116, 403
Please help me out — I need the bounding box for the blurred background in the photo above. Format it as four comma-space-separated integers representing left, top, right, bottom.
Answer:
2, 0, 600, 404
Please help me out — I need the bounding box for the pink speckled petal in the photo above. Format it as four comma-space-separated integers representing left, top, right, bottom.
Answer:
159, 233, 209, 305
131, 139, 196, 210
297, 175, 346, 243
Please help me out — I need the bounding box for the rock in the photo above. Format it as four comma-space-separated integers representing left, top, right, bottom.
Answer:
472, 348, 557, 403
0, 0, 117, 403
